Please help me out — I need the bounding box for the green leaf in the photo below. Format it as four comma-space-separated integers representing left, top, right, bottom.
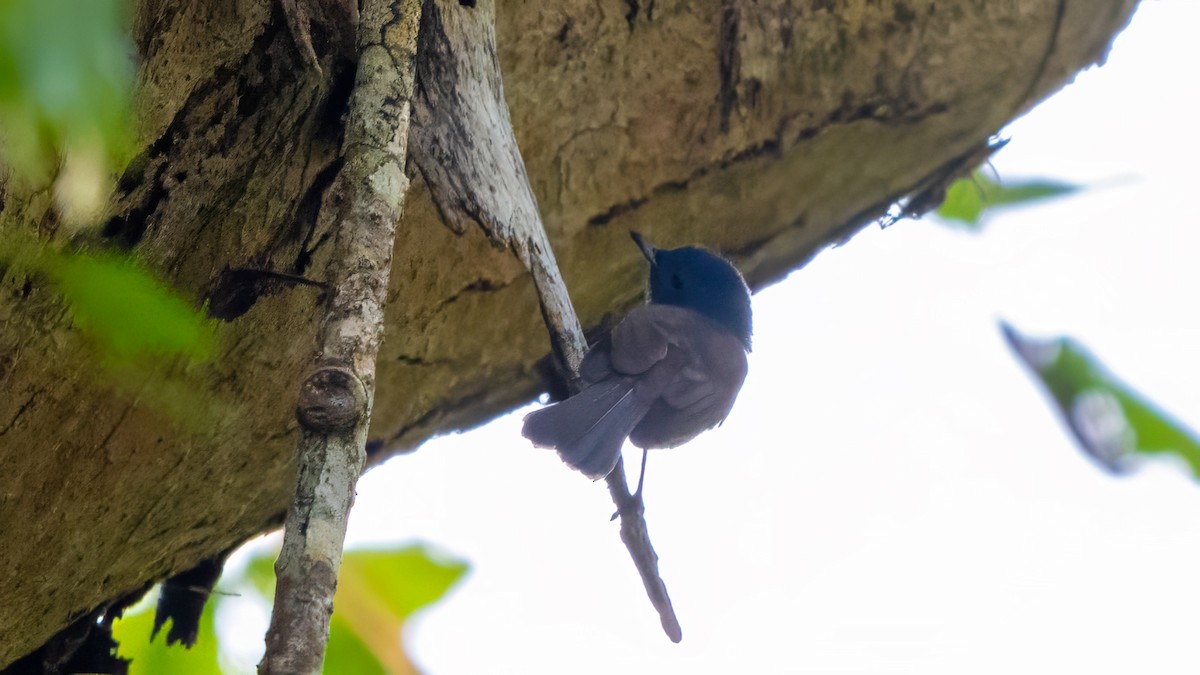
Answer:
0, 231, 214, 363
244, 544, 469, 674
45, 252, 214, 362
936, 172, 1080, 228
325, 618, 394, 675
1001, 322, 1200, 477
0, 0, 134, 178
112, 589, 222, 675
934, 175, 987, 225
337, 547, 470, 621
244, 549, 279, 599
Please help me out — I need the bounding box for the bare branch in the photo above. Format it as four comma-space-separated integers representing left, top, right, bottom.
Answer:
606, 457, 683, 642
409, 0, 681, 642
258, 0, 422, 672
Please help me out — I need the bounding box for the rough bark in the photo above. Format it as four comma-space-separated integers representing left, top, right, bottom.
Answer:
259, 0, 421, 670
0, 0, 1137, 666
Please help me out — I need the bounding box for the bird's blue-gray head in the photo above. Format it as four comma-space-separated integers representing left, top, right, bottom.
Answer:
631, 231, 753, 350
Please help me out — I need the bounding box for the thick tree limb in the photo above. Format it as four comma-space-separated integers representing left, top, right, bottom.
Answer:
0, 0, 1140, 665
258, 0, 422, 672
410, 0, 681, 642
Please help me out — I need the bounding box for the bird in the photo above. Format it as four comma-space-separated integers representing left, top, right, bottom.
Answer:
522, 231, 752, 480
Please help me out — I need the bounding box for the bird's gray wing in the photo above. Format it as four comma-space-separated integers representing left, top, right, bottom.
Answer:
607, 306, 673, 375
579, 335, 614, 385
629, 318, 749, 448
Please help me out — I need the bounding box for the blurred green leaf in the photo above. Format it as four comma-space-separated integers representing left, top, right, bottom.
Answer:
0, 0, 134, 178
246, 544, 469, 674
244, 550, 278, 599
47, 252, 214, 362
329, 548, 468, 674
337, 548, 470, 622
325, 618, 397, 675
113, 589, 221, 675
936, 172, 1080, 228
1001, 321, 1200, 477
0, 233, 214, 362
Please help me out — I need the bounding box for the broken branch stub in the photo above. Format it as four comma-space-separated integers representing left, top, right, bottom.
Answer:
409, 0, 587, 377
409, 0, 681, 643
258, 0, 423, 672
297, 366, 368, 431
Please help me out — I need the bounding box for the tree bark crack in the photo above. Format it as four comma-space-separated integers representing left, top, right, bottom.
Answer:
0, 392, 37, 437
1015, 0, 1068, 121
717, 0, 740, 133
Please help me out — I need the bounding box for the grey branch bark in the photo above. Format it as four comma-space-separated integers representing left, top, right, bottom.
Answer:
409, 0, 588, 379
258, 0, 422, 672
410, 0, 681, 641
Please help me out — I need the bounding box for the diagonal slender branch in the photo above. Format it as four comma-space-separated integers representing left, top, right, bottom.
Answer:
258, 0, 423, 672
605, 456, 683, 641
409, 0, 682, 643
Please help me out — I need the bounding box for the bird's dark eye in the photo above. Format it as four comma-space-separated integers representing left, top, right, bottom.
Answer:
670, 273, 683, 290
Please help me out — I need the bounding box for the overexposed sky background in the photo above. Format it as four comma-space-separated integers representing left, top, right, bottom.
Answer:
223, 2, 1200, 672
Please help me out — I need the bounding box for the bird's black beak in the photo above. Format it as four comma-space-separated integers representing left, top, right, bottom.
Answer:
629, 230, 656, 264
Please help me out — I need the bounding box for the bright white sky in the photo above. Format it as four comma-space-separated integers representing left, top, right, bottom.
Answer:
221, 2, 1200, 672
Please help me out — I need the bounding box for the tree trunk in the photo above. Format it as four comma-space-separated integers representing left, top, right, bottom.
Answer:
0, 0, 1136, 665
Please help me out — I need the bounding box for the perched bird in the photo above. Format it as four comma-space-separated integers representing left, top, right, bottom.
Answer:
522, 231, 752, 479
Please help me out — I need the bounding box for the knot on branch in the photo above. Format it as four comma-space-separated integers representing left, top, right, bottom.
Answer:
296, 366, 367, 432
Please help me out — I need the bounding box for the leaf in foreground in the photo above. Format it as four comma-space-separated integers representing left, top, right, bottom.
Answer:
0, 0, 134, 178
0, 233, 214, 363
48, 252, 214, 362
1001, 321, 1200, 478
936, 172, 1080, 228
247, 543, 469, 674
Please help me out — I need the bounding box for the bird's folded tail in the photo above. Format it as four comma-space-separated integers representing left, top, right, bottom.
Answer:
522, 378, 651, 479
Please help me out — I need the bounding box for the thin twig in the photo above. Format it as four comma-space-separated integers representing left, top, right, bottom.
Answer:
519, 234, 681, 641
408, 0, 681, 643
607, 457, 684, 641
258, 0, 422, 672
